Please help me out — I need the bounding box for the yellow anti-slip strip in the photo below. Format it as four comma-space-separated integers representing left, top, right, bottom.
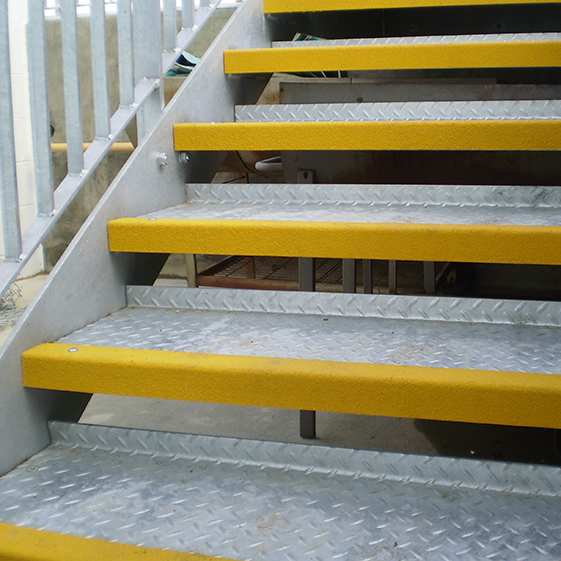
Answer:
0, 522, 226, 561
264, 0, 560, 12
108, 218, 561, 266
22, 344, 561, 429
224, 41, 561, 74
173, 120, 561, 151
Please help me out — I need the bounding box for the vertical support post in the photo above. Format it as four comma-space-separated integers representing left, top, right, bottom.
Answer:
0, 0, 22, 259
297, 169, 315, 293
117, 0, 134, 108
297, 169, 316, 439
163, 0, 177, 52
388, 260, 397, 294
298, 257, 315, 292
424, 261, 436, 294
90, 0, 111, 139
363, 259, 373, 294
342, 259, 357, 293
185, 254, 198, 287
133, 0, 164, 141
28, 0, 54, 217
181, 0, 195, 29
60, 0, 84, 174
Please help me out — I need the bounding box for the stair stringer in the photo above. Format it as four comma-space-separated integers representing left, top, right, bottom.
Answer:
0, 0, 272, 477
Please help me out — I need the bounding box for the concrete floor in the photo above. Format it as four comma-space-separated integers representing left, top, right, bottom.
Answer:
3, 272, 561, 467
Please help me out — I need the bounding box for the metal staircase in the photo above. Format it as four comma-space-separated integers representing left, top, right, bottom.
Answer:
1, 0, 561, 558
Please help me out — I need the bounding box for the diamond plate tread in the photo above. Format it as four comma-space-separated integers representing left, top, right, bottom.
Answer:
0, 421, 560, 560
273, 32, 561, 48
234, 99, 561, 122
184, 183, 561, 208
125, 286, 561, 328
133, 184, 561, 227
53, 287, 561, 374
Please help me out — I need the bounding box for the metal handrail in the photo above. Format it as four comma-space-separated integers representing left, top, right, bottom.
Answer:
0, 0, 225, 300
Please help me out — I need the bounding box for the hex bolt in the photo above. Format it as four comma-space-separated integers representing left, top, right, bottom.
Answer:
177, 152, 190, 164
155, 152, 168, 168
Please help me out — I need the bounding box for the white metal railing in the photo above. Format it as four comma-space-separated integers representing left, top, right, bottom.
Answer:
0, 0, 228, 300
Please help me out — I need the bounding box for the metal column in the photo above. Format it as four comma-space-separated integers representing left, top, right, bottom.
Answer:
298, 169, 316, 439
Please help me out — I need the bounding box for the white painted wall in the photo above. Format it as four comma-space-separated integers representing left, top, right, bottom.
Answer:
4, 0, 43, 277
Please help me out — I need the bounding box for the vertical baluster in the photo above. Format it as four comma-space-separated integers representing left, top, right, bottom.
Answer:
28, 0, 54, 217
0, 0, 22, 260
181, 0, 194, 29
133, 0, 163, 140
117, 0, 134, 108
60, 0, 84, 174
163, 0, 177, 52
90, 0, 111, 139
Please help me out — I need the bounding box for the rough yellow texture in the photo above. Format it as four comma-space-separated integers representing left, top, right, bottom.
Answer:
225, 41, 561, 74
264, 0, 559, 12
174, 120, 561, 151
108, 218, 561, 266
0, 523, 226, 561
23, 343, 561, 428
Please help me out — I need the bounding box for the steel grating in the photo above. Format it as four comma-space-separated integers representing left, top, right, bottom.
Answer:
0, 421, 560, 560
235, 99, 561, 122
52, 287, 561, 374
273, 32, 561, 48
134, 183, 561, 227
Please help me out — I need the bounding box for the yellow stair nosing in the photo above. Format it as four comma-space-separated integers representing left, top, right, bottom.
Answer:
224, 41, 561, 75
22, 343, 561, 429
108, 218, 561, 266
0, 522, 226, 561
264, 0, 560, 13
173, 120, 561, 152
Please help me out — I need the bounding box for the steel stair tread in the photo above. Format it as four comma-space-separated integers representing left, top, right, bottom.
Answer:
2, 421, 561, 560
224, 35, 561, 74
234, 99, 561, 122
174, 101, 561, 151
272, 32, 561, 47
107, 184, 561, 265
52, 287, 561, 374
136, 184, 561, 226
22, 287, 561, 427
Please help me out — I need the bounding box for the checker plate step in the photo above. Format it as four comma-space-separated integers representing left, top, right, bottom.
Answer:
0, 421, 560, 560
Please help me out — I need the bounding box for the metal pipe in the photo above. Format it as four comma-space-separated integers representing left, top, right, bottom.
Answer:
28, 0, 55, 217
0, 0, 21, 259
60, 0, 84, 174
51, 142, 135, 153
117, 0, 134, 108
90, 0, 111, 139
